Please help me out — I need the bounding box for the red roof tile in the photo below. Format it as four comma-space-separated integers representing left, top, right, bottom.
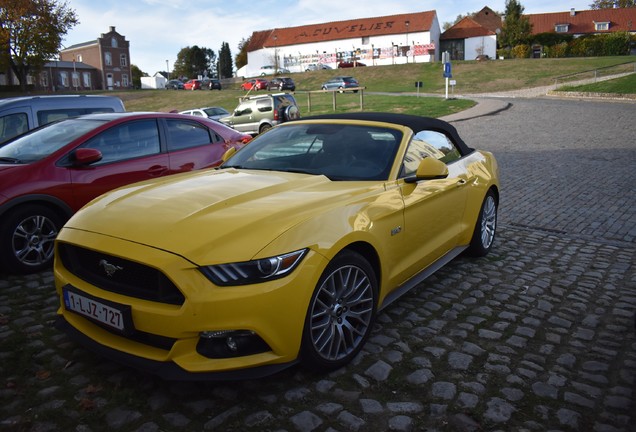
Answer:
441, 17, 496, 40
526, 7, 636, 35
248, 11, 437, 50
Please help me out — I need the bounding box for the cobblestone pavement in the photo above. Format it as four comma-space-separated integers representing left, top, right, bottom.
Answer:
1, 97, 635, 432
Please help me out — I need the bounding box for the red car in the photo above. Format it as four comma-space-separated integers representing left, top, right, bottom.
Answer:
0, 112, 251, 274
241, 79, 268, 91
337, 61, 366, 68
183, 79, 202, 90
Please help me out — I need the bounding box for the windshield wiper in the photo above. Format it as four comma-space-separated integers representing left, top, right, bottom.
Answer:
0, 157, 22, 164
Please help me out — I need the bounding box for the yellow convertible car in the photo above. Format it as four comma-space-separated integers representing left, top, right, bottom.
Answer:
54, 113, 499, 380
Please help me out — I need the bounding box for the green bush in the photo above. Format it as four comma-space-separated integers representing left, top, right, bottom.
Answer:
511, 44, 531, 58
535, 32, 632, 58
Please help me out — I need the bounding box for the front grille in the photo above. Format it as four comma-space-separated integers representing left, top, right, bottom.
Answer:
58, 243, 185, 305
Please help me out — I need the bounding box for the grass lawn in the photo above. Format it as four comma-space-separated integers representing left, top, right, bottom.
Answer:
557, 72, 636, 94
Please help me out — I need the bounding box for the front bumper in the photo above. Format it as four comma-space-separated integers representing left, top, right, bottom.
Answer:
54, 228, 326, 378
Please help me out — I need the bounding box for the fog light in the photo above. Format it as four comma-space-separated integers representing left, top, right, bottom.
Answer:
196, 329, 270, 359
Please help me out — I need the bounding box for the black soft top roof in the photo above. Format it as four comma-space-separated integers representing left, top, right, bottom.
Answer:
301, 112, 474, 156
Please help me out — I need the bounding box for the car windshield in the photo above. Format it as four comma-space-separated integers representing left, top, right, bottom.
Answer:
0, 118, 105, 164
222, 123, 402, 181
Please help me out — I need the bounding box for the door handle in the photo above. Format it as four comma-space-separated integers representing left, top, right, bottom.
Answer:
148, 165, 168, 176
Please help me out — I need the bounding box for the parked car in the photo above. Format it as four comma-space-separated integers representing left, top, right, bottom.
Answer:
179, 106, 230, 121
54, 112, 499, 380
183, 79, 202, 90
0, 112, 251, 274
337, 61, 366, 68
267, 77, 296, 91
258, 65, 275, 76
305, 63, 332, 71
165, 80, 184, 90
0, 95, 125, 144
321, 76, 361, 93
219, 93, 300, 135
241, 79, 269, 91
207, 79, 222, 90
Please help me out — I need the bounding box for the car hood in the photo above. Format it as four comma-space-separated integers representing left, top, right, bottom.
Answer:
64, 169, 381, 264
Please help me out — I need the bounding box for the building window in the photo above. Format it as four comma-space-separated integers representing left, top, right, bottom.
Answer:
77, 54, 83, 62
72, 72, 80, 88
594, 21, 609, 31
60, 71, 69, 87
120, 54, 127, 66
82, 72, 91, 88
40, 72, 48, 88
122, 74, 129, 87
555, 24, 569, 33
105, 52, 112, 66
112, 37, 118, 47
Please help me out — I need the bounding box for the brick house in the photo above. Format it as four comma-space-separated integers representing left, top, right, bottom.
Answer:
60, 26, 132, 90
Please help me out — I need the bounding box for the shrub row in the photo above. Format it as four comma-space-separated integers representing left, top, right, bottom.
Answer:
498, 32, 635, 58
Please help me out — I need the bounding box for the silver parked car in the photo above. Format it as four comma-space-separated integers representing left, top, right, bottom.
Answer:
179, 107, 230, 121
320, 76, 360, 93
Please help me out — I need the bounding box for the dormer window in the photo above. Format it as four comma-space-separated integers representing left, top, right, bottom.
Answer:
555, 24, 569, 33
594, 21, 609, 31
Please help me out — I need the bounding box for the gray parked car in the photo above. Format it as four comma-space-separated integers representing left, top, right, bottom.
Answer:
320, 76, 360, 93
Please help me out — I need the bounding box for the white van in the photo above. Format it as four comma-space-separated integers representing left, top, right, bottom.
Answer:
0, 95, 125, 143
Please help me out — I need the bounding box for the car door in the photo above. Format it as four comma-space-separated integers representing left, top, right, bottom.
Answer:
67, 119, 170, 209
224, 101, 257, 133
391, 130, 470, 285
164, 118, 231, 170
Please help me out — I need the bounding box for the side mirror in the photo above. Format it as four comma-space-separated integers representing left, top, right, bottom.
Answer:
405, 157, 448, 183
72, 148, 102, 166
221, 147, 237, 163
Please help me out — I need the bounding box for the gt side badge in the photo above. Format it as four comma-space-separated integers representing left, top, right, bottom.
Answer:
391, 226, 402, 236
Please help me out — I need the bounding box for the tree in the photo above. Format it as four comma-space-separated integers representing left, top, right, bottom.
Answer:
130, 64, 146, 89
589, 0, 635, 7
500, 0, 533, 48
172, 45, 215, 79
235, 37, 250, 70
218, 42, 233, 79
0, 0, 78, 91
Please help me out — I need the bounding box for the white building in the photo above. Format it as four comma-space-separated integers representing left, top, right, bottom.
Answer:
242, 11, 440, 77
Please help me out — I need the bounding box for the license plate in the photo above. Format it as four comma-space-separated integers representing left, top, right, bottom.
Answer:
63, 286, 130, 332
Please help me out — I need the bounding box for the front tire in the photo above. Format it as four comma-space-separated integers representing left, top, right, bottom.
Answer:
0, 204, 65, 274
300, 250, 377, 372
466, 190, 497, 257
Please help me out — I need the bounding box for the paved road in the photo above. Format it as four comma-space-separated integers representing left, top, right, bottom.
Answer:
1, 97, 635, 432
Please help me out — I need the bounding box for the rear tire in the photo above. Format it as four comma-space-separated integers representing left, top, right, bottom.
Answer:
466, 190, 497, 257
300, 250, 377, 372
259, 123, 272, 134
0, 204, 65, 274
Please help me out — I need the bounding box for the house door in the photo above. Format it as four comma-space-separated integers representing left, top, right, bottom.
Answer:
106, 73, 114, 90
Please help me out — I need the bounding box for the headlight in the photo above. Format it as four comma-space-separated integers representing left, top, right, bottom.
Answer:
200, 249, 307, 286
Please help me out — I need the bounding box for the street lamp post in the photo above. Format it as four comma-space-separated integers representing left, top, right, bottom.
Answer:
166, 60, 169, 80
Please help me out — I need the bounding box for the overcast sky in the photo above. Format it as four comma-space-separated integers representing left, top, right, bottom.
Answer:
61, 0, 595, 73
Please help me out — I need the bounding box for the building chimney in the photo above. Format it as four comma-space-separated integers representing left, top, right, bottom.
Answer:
109, 26, 116, 32
570, 8, 575, 16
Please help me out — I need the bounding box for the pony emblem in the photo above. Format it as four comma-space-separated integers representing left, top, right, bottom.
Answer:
99, 259, 123, 277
